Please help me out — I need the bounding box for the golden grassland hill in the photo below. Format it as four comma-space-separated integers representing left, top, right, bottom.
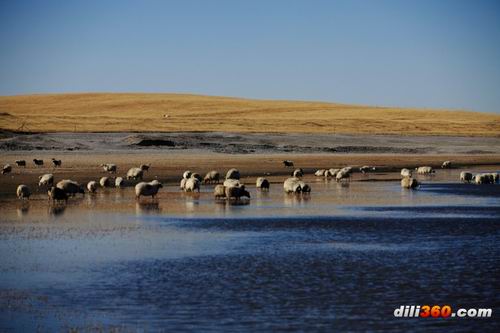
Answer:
0, 93, 499, 136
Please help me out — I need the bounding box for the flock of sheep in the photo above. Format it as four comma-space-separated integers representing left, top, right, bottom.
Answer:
3, 158, 499, 203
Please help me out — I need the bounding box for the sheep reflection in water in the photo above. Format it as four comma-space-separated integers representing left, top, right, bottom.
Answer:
135, 201, 161, 215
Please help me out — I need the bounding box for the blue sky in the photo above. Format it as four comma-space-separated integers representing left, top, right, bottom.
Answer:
1, 0, 500, 113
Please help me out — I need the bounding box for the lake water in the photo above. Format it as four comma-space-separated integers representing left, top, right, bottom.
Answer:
0, 169, 499, 332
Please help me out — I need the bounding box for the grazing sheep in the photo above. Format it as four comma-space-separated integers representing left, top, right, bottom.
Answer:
460, 171, 473, 183
225, 186, 250, 200
2, 164, 12, 175
401, 168, 412, 178
284, 177, 302, 193
256, 177, 270, 189
441, 161, 452, 169
214, 185, 227, 198
100, 176, 112, 187
336, 169, 351, 182
52, 158, 62, 167
401, 177, 420, 189
184, 178, 201, 192
416, 166, 435, 175
283, 160, 294, 167
292, 168, 304, 178
183, 170, 193, 179
48, 186, 68, 202
15, 160, 26, 167
87, 181, 98, 193
190, 173, 203, 182
223, 179, 242, 188
38, 174, 54, 187
297, 181, 311, 193
101, 163, 117, 173
16, 185, 31, 200
33, 159, 44, 167
225, 168, 240, 180
140, 164, 150, 172
326, 168, 340, 178
360, 166, 376, 174
474, 173, 493, 185
56, 180, 84, 196
135, 181, 163, 199
127, 167, 144, 180
315, 169, 326, 177
115, 177, 124, 188
204, 170, 220, 184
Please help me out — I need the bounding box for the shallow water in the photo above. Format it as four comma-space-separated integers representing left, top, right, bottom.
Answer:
0, 168, 499, 332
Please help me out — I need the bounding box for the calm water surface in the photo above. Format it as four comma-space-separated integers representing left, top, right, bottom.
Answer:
0, 168, 499, 332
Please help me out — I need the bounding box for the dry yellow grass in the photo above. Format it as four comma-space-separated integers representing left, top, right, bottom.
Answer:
0, 93, 499, 136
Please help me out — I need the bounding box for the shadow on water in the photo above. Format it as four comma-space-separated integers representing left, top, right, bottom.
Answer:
421, 183, 500, 197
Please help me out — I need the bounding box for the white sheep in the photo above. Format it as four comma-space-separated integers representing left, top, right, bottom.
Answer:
2, 164, 12, 175
135, 181, 163, 199
225, 168, 240, 180
115, 177, 124, 188
416, 166, 434, 175
225, 186, 250, 200
441, 161, 452, 169
56, 179, 84, 196
204, 170, 220, 184
315, 169, 326, 177
223, 179, 242, 188
16, 185, 31, 200
400, 168, 412, 178
473, 173, 493, 185
460, 171, 473, 183
256, 177, 270, 189
184, 178, 201, 192
100, 176, 111, 187
87, 181, 98, 193
214, 184, 226, 198
38, 173, 54, 187
183, 170, 193, 179
336, 169, 350, 182
284, 177, 302, 193
401, 177, 419, 189
180, 178, 187, 190
327, 168, 340, 178
101, 163, 117, 173
127, 167, 144, 180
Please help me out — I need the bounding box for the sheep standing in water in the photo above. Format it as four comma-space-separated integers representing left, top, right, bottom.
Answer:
416, 166, 435, 175
16, 185, 31, 200
401, 177, 420, 189
127, 167, 144, 180
327, 168, 340, 178
190, 173, 203, 182
101, 164, 117, 173
204, 170, 220, 184
115, 177, 125, 188
473, 173, 494, 185
184, 178, 201, 192
183, 170, 193, 179
39, 174, 54, 187
223, 179, 242, 188
33, 159, 44, 167
100, 177, 112, 187
56, 180, 85, 196
48, 186, 68, 202
135, 181, 163, 200
441, 161, 452, 169
52, 158, 62, 167
225, 185, 250, 200
460, 171, 473, 183
256, 177, 270, 190
284, 177, 309, 193
15, 160, 26, 167
214, 185, 227, 199
336, 168, 352, 182
87, 181, 98, 193
401, 168, 412, 178
226, 168, 240, 180
2, 164, 12, 175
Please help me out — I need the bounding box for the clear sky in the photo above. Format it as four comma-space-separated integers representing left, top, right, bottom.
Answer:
1, 0, 500, 113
